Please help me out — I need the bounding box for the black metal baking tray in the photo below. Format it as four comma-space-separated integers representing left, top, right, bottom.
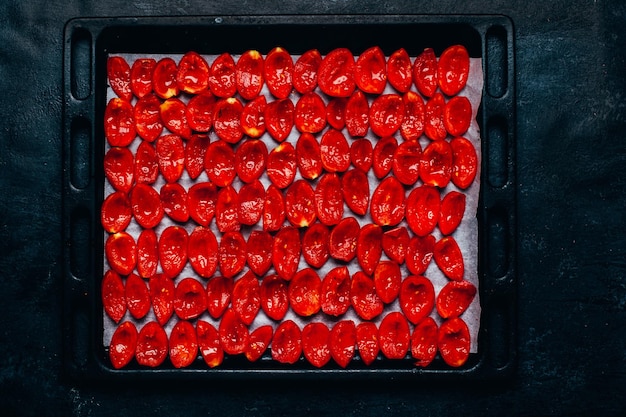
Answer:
62, 14, 516, 381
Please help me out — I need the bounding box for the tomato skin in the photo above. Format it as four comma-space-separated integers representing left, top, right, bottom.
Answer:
105, 232, 137, 276
186, 91, 215, 132
149, 273, 175, 326
296, 132, 323, 180
236, 50, 264, 100
109, 321, 138, 369
105, 98, 136, 147
153, 57, 179, 99
329, 320, 356, 368
272, 226, 301, 281
134, 94, 163, 142
405, 185, 441, 237
438, 317, 470, 367
158, 226, 188, 279
341, 168, 370, 217
382, 226, 410, 265
206, 276, 233, 319
263, 184, 286, 232
424, 93, 447, 141
372, 135, 398, 179
102, 269, 126, 323
246, 230, 273, 276
130, 58, 156, 99
373, 260, 402, 304
293, 49, 322, 94
413, 48, 438, 98
156, 134, 185, 183
315, 173, 344, 226
240, 95, 267, 138
235, 139, 268, 183
392, 139, 422, 186
176, 51, 210, 94
266, 142, 296, 189
399, 275, 435, 325
264, 47, 294, 99
387, 48, 412, 93
107, 56, 132, 101
354, 46, 387, 94
405, 235, 436, 276
104, 147, 134, 193
439, 191, 466, 235
369, 94, 405, 138
434, 236, 465, 281
205, 140, 236, 187
318, 48, 356, 98
185, 134, 210, 180
450, 136, 478, 190
400, 91, 425, 141
285, 179, 316, 228
379, 312, 410, 360
264, 98, 294, 143
169, 320, 199, 369
411, 317, 438, 367
356, 322, 380, 366
260, 274, 289, 321
134, 140, 159, 185
289, 268, 322, 317
160, 182, 189, 223
219, 308, 250, 355
272, 320, 302, 364
370, 176, 405, 227
356, 224, 383, 276
420, 139, 453, 187
125, 273, 150, 320
218, 231, 247, 278
345, 90, 369, 138
160, 97, 191, 139
329, 217, 360, 262
302, 222, 330, 269
294, 92, 326, 134
438, 45, 470, 96
136, 228, 158, 278
350, 271, 383, 321
196, 320, 224, 367
437, 280, 477, 319
350, 138, 373, 172
320, 129, 350, 173
208, 52, 237, 98
302, 322, 331, 368
444, 95, 472, 137
131, 183, 164, 229
213, 97, 244, 144
246, 325, 273, 362
232, 270, 261, 326
237, 179, 265, 226
101, 191, 132, 234
187, 182, 217, 227
187, 226, 219, 278
320, 266, 351, 317
326, 97, 347, 130
135, 321, 169, 367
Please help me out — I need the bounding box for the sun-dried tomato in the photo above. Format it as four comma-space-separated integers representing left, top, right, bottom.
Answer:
176, 51, 210, 94
174, 277, 207, 320
208, 52, 237, 98
399, 275, 435, 325
169, 320, 199, 368
105, 231, 137, 276
232, 270, 261, 325
109, 321, 137, 369
235, 50, 264, 100
102, 269, 126, 323
135, 322, 168, 367
320, 266, 351, 317
149, 273, 175, 326
272, 320, 302, 364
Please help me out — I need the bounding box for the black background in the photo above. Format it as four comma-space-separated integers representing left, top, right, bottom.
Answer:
1, 1, 625, 416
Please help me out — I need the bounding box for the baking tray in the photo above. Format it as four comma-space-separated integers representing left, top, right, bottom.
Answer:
62, 14, 516, 381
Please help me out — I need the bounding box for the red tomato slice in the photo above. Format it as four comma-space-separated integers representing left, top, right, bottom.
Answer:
289, 268, 322, 317
370, 176, 405, 227
329, 217, 360, 262
185, 134, 209, 180
196, 320, 224, 367
302, 322, 331, 368
369, 94, 405, 138
424, 93, 447, 141
356, 224, 383, 276
406, 235, 436, 276
213, 97, 244, 144
149, 273, 175, 326
372, 135, 398, 179
101, 191, 131, 234
387, 48, 412, 93
156, 134, 185, 183
169, 320, 199, 368
187, 226, 219, 278
105, 232, 137, 276
102, 269, 126, 323
246, 230, 273, 276
158, 226, 188, 278
329, 320, 356, 368
206, 276, 233, 319
267, 142, 296, 189
263, 184, 286, 232
345, 90, 369, 138
382, 226, 410, 265
437, 280, 477, 319
188, 182, 217, 227
236, 49, 264, 100
439, 191, 466, 235
131, 183, 163, 229
109, 321, 137, 369
320, 129, 350, 173
186, 92, 215, 133
296, 132, 323, 180
105, 98, 135, 147
320, 266, 351, 316
438, 317, 470, 367
354, 46, 387, 94
246, 325, 273, 362
272, 226, 301, 281
235, 139, 267, 183
208, 52, 237, 98
134, 140, 159, 184
350, 138, 373, 172
413, 48, 438, 98
218, 231, 247, 278
272, 320, 302, 364
285, 179, 316, 227
392, 139, 422, 186
318, 48, 356, 98
411, 317, 438, 367
315, 173, 343, 226
350, 271, 383, 320
130, 58, 156, 99
450, 136, 478, 189
420, 139, 453, 187
434, 236, 464, 281
438, 45, 470, 96
373, 260, 402, 304
219, 308, 250, 355
399, 275, 435, 325
152, 57, 179, 99
341, 168, 370, 217
264, 98, 294, 143
176, 51, 210, 94
160, 182, 189, 223
205, 140, 236, 187
356, 322, 379, 366
240, 95, 267, 138
237, 179, 265, 226
294, 92, 326, 133
232, 270, 261, 325
135, 322, 168, 367
134, 94, 163, 142
302, 222, 330, 269
136, 228, 158, 278
379, 312, 410, 360
326, 97, 347, 130
160, 97, 191, 139
293, 49, 322, 94
260, 274, 289, 321
406, 185, 440, 236
400, 91, 425, 141
444, 95, 472, 137
125, 273, 150, 320
264, 47, 294, 99
107, 56, 132, 101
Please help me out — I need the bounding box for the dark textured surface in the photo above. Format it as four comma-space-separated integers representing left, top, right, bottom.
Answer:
1, 1, 625, 416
